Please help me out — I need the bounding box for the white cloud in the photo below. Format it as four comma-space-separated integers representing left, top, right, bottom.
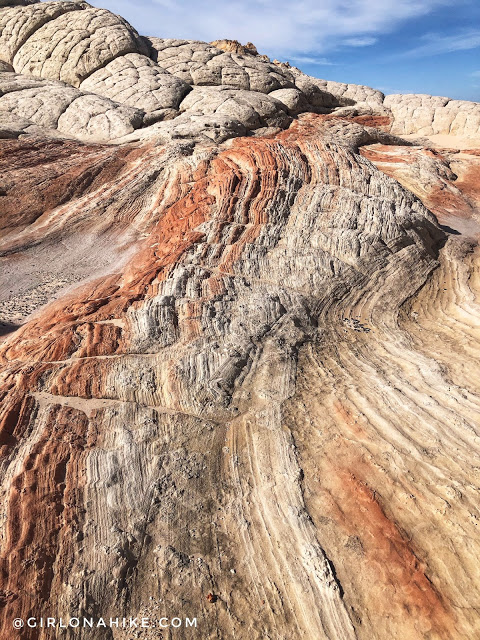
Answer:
343, 37, 377, 47
399, 29, 480, 58
289, 56, 336, 65
87, 0, 449, 57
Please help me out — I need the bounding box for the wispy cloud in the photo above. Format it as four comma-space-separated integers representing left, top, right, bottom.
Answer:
343, 37, 377, 47
289, 56, 336, 66
377, 86, 419, 94
89, 0, 449, 58
400, 29, 480, 58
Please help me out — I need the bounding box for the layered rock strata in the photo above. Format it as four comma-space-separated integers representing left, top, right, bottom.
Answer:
0, 2, 479, 640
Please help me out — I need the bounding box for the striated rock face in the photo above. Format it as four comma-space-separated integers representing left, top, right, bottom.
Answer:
360, 143, 480, 235
0, 2, 480, 640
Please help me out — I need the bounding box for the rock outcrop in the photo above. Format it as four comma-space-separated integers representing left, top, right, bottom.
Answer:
384, 94, 480, 137
11, 6, 149, 87
210, 39, 259, 55
147, 37, 297, 93
79, 53, 190, 122
0, 71, 145, 141
0, 2, 479, 640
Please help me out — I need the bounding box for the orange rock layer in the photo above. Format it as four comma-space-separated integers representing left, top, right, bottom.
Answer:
0, 115, 479, 640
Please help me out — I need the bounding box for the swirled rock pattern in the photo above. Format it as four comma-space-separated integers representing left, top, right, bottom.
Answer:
360, 143, 480, 235
0, 2, 480, 640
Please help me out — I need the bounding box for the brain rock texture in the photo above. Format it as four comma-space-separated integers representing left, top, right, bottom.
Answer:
0, 2, 479, 640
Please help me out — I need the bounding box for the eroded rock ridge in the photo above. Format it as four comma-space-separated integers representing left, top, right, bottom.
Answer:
0, 2, 479, 640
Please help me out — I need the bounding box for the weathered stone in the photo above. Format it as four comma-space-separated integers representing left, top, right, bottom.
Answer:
360, 142, 480, 234
0, 3, 480, 640
210, 39, 259, 55
0, 71, 144, 141
0, 0, 39, 6
0, 1, 90, 66
178, 85, 291, 129
269, 87, 311, 115
385, 93, 480, 136
291, 68, 385, 109
148, 37, 296, 94
115, 111, 248, 145
0, 109, 58, 138
80, 52, 190, 114
2, 111, 479, 640
13, 6, 149, 87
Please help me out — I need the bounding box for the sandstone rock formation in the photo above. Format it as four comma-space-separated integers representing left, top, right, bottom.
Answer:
0, 2, 479, 640
210, 40, 259, 56
384, 94, 480, 137
147, 37, 297, 93
79, 53, 190, 123
0, 71, 145, 141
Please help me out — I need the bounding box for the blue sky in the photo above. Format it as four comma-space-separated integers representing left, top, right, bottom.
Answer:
89, 0, 479, 100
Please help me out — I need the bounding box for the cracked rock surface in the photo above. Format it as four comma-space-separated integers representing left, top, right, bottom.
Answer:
0, 2, 480, 640
79, 53, 191, 119
0, 71, 145, 141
